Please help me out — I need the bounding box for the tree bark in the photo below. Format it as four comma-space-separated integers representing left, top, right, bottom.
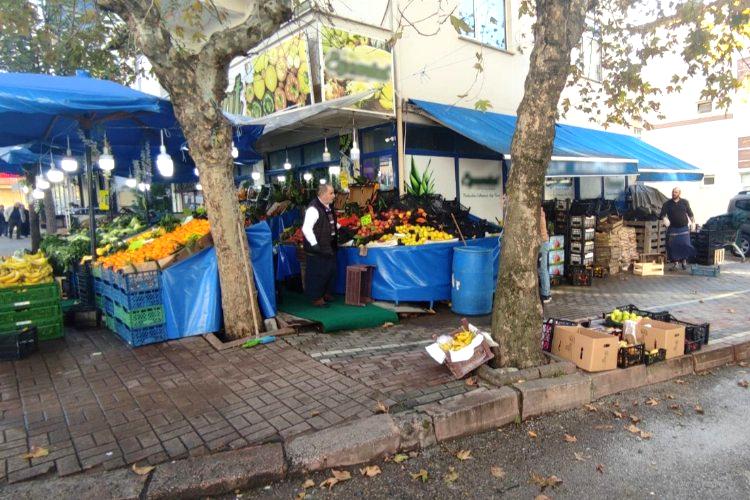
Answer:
95, 0, 291, 339
491, 0, 594, 368
43, 188, 56, 235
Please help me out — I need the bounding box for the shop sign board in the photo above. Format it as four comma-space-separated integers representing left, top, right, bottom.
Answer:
319, 25, 394, 114
458, 158, 502, 224
224, 33, 314, 118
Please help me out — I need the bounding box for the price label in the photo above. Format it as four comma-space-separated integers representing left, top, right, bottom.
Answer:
360, 214, 372, 226
14, 301, 30, 308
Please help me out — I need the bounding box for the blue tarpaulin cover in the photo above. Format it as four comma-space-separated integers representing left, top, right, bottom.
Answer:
333, 237, 501, 302
0, 71, 263, 181
161, 222, 276, 339
410, 99, 702, 180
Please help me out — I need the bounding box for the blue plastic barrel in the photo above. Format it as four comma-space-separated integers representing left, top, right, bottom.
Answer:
451, 246, 494, 315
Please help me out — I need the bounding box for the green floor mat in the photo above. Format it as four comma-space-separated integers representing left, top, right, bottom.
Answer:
277, 293, 398, 333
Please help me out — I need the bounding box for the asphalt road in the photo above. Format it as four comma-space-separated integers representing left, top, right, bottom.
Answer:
239, 363, 750, 499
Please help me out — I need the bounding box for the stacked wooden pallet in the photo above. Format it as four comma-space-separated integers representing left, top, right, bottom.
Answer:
593, 217, 638, 274
624, 220, 666, 255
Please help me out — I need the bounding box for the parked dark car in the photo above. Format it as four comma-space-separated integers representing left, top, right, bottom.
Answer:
727, 190, 750, 255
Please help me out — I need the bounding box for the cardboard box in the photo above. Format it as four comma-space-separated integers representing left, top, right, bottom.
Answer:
573, 328, 619, 372
548, 249, 565, 265
549, 235, 565, 250
550, 325, 578, 360
638, 320, 685, 359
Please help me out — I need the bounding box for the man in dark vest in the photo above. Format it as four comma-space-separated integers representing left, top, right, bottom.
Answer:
301, 184, 338, 306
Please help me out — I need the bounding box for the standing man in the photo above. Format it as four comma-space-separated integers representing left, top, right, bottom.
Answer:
659, 187, 696, 270
7, 203, 22, 239
538, 206, 551, 304
0, 205, 6, 237
302, 184, 338, 307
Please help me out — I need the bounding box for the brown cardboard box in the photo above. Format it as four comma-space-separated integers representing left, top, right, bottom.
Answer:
638, 320, 686, 359
572, 328, 619, 372
550, 325, 578, 361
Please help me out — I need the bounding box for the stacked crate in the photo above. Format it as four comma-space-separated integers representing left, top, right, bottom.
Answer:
0, 282, 63, 342
691, 229, 734, 266
624, 220, 666, 256
567, 215, 595, 286
93, 266, 167, 347
548, 235, 565, 285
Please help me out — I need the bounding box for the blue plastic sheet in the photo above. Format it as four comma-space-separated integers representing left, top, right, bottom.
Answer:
332, 237, 500, 303
276, 244, 301, 280
267, 210, 302, 241
161, 222, 277, 339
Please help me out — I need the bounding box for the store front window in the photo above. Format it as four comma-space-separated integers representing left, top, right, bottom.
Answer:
544, 177, 574, 201
458, 0, 507, 50
579, 176, 603, 199
604, 176, 626, 200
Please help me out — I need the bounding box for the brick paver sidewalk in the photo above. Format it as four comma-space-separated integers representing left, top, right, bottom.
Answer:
1, 259, 748, 484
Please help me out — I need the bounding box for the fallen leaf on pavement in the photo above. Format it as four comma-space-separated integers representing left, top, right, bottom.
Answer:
535, 496, 552, 500
302, 479, 315, 489
443, 467, 459, 484
625, 424, 641, 435
530, 472, 563, 492
728, 308, 736, 314
738, 380, 749, 388
410, 469, 429, 482
639, 430, 653, 439
528, 430, 538, 439
21, 446, 49, 460
596, 464, 605, 474
584, 403, 598, 412
694, 404, 704, 414
563, 434, 577, 443
739, 362, 748, 368
409, 451, 419, 458
612, 400, 621, 408
456, 449, 472, 460
490, 466, 506, 479
666, 394, 675, 399
375, 401, 390, 414
360, 465, 381, 477
332, 470, 351, 481
645, 398, 659, 406
382, 322, 395, 328
296, 492, 306, 500
630, 415, 641, 424
393, 453, 409, 463
574, 452, 586, 462
131, 463, 154, 475
612, 410, 623, 419
669, 403, 680, 409
465, 376, 478, 387
310, 411, 320, 417
674, 379, 687, 384
594, 424, 614, 431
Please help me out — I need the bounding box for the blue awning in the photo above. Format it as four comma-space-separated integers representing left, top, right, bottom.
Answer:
410, 99, 701, 180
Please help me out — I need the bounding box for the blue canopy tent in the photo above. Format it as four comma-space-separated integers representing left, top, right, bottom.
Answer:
0, 71, 264, 255
409, 99, 702, 180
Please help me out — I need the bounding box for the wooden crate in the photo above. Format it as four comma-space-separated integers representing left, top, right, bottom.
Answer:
633, 262, 664, 276
713, 248, 725, 265
345, 265, 375, 306
625, 220, 666, 255
690, 264, 720, 277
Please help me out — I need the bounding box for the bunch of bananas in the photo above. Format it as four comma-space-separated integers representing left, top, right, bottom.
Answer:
439, 328, 475, 352
0, 252, 54, 288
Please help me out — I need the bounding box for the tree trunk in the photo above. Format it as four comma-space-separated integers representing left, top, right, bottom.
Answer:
170, 90, 261, 340
43, 188, 56, 234
491, 0, 592, 368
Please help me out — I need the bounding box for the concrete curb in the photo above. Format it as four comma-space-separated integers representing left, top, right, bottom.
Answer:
7, 340, 748, 498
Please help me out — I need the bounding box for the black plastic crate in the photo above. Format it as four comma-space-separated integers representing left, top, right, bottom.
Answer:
603, 304, 670, 326
0, 326, 38, 361
618, 344, 645, 368
692, 229, 737, 248
666, 315, 710, 345
684, 338, 703, 354
541, 318, 579, 352
567, 265, 593, 286
643, 348, 667, 365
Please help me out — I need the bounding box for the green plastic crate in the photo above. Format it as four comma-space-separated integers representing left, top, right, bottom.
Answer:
0, 283, 60, 311
113, 303, 164, 329
104, 313, 116, 332
10, 315, 63, 341
95, 294, 104, 308
0, 300, 62, 330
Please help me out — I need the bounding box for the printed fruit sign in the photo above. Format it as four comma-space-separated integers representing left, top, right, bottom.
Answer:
242, 33, 312, 118
320, 26, 394, 113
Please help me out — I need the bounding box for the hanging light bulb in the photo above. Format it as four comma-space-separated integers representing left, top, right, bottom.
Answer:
21, 185, 29, 194
98, 138, 115, 172
137, 181, 147, 192
283, 150, 292, 170
319, 179, 327, 185
277, 175, 286, 182
156, 130, 174, 177
322, 137, 332, 162
61, 135, 78, 173
36, 175, 50, 190
145, 183, 151, 191
47, 153, 64, 183
251, 171, 261, 181
125, 177, 137, 189
195, 183, 203, 191
328, 165, 341, 176
303, 172, 313, 182
350, 127, 360, 161
231, 143, 239, 159
32, 188, 45, 200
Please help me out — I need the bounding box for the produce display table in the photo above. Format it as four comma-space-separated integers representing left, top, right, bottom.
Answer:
277, 236, 501, 306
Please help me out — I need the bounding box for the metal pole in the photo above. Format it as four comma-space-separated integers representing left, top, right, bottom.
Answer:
84, 129, 97, 260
